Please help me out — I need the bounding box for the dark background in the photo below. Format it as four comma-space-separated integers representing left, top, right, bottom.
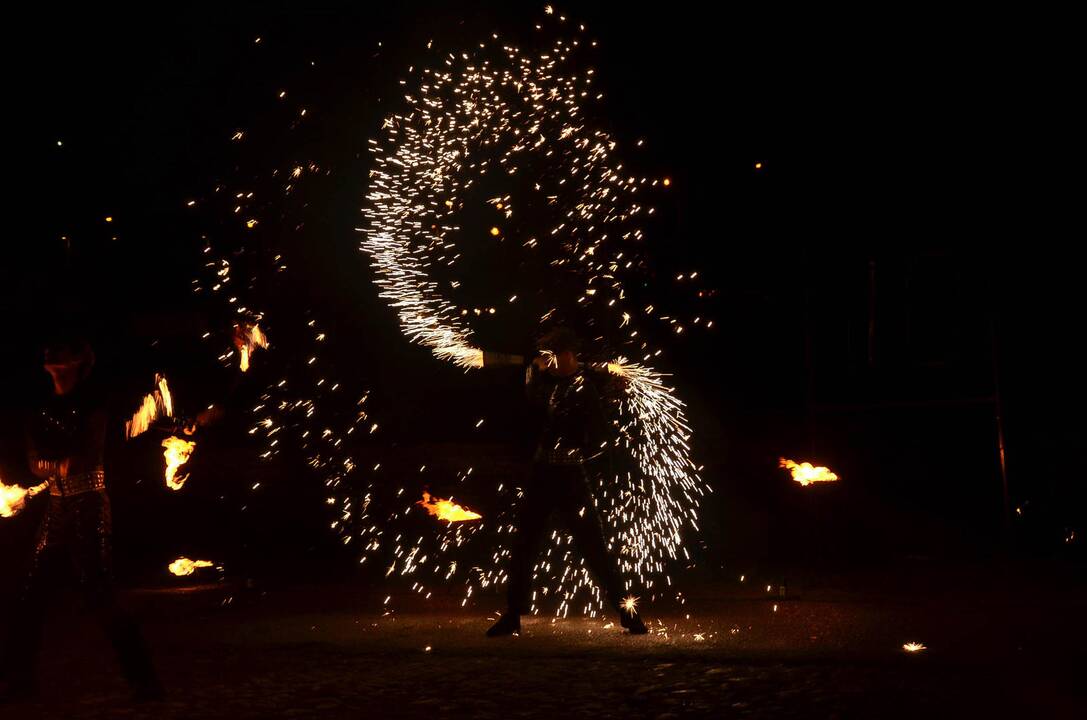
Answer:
1, 2, 1081, 595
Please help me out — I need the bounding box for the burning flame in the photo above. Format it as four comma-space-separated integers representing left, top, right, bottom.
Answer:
238, 323, 269, 372
621, 595, 640, 615
903, 642, 926, 653
1, 479, 49, 518
168, 557, 214, 576
162, 436, 196, 491
126, 374, 174, 439
417, 491, 482, 522
779, 458, 839, 486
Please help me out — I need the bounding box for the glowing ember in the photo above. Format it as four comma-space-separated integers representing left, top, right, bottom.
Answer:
162, 436, 197, 491
238, 322, 269, 372
126, 374, 174, 439
779, 458, 840, 486
903, 642, 927, 653
417, 491, 482, 522
168, 557, 214, 576
621, 595, 640, 615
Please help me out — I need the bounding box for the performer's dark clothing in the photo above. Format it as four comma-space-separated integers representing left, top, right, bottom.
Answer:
1, 376, 158, 693
505, 365, 626, 614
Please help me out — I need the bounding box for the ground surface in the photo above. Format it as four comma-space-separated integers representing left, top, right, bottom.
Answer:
4, 560, 1085, 719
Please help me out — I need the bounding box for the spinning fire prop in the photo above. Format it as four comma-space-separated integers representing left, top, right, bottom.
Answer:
162, 436, 197, 491
237, 322, 269, 373
126, 374, 174, 439
779, 458, 840, 486
418, 491, 482, 522
168, 557, 215, 576
0, 478, 49, 518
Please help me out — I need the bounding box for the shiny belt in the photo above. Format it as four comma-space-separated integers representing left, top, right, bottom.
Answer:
49, 470, 106, 497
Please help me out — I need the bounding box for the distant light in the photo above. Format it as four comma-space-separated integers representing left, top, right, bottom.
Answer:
104, 216, 113, 223
490, 226, 500, 236
662, 178, 671, 187
254, 37, 262, 44
755, 162, 763, 170
56, 140, 63, 147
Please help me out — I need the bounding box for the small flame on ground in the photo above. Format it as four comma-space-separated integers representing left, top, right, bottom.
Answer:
162, 436, 197, 491
126, 374, 174, 439
168, 557, 214, 576
779, 457, 839, 486
417, 491, 482, 522
903, 642, 926, 653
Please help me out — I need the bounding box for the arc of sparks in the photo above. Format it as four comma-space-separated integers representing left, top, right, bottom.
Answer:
356, 10, 708, 614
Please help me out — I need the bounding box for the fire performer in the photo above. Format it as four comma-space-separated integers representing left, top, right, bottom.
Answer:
486, 327, 648, 636
0, 331, 162, 703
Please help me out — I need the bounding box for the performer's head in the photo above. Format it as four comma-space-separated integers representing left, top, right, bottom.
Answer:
536, 326, 579, 375
42, 327, 95, 395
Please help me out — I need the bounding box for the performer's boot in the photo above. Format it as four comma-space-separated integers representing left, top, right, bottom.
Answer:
619, 606, 649, 635
486, 611, 522, 637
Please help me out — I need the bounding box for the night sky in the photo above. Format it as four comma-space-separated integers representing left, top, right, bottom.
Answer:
1, 2, 1082, 577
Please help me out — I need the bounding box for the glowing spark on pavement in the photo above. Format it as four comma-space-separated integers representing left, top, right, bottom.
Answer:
903, 642, 927, 653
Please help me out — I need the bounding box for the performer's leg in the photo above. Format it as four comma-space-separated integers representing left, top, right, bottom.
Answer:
72, 494, 162, 698
555, 467, 625, 608
1, 507, 58, 698
489, 465, 555, 636
505, 466, 555, 615
558, 467, 648, 634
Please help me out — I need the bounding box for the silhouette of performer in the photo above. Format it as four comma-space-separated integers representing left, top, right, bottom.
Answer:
1, 331, 162, 703
485, 327, 648, 636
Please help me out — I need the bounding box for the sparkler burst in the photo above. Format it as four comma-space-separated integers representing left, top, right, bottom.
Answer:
358, 9, 708, 615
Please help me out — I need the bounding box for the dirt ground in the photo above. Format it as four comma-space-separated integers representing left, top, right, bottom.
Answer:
3, 560, 1085, 719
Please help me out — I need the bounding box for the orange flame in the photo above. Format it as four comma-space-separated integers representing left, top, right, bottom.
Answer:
417, 491, 482, 522
126, 374, 174, 439
779, 458, 840, 486
168, 557, 214, 576
1, 479, 49, 518
162, 436, 197, 491
238, 323, 269, 372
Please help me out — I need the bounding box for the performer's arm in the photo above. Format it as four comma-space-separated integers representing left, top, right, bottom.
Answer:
482, 351, 525, 368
